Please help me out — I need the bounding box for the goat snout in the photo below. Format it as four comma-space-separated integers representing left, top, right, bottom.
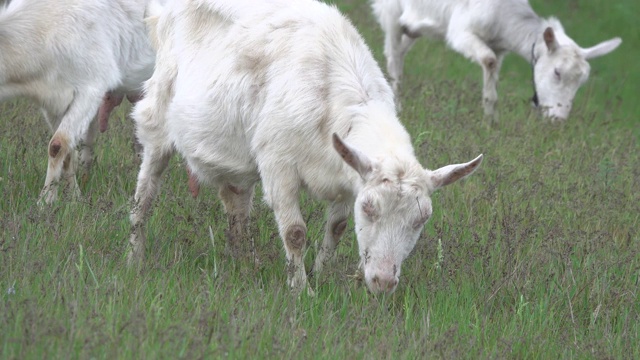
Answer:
368, 273, 399, 294
542, 104, 571, 121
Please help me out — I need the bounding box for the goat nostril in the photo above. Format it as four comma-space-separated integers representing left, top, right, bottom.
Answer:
388, 278, 398, 291
372, 276, 379, 285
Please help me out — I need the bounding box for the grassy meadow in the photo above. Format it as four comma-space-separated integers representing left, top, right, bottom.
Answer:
1, 0, 638, 358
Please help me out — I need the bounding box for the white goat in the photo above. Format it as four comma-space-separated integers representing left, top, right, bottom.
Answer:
131, 0, 482, 295
371, 0, 622, 119
0, 0, 158, 203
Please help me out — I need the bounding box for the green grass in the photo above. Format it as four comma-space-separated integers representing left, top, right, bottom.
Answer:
1, 0, 638, 358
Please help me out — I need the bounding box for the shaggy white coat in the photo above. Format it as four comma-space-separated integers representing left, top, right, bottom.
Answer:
131, 0, 483, 294
371, 0, 621, 119
0, 0, 159, 203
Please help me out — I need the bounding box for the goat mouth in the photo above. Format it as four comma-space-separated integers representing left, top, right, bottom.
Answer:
539, 107, 569, 121
531, 93, 539, 108
400, 25, 421, 39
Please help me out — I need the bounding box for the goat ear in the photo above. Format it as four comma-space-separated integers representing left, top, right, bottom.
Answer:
333, 133, 373, 179
427, 154, 483, 191
543, 27, 559, 52
581, 37, 622, 60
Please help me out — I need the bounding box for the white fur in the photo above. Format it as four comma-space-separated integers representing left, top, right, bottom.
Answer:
130, 0, 483, 294
0, 0, 159, 203
371, 0, 622, 120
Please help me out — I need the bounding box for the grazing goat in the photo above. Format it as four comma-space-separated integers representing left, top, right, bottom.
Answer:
131, 0, 483, 295
370, 0, 622, 119
0, 0, 158, 203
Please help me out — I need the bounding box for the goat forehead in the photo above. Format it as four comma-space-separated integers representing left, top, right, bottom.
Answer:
369, 164, 428, 202
549, 48, 589, 75
366, 183, 430, 213
374, 161, 426, 184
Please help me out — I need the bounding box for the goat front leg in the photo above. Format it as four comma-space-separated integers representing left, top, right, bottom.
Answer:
38, 133, 70, 205
447, 28, 501, 116
383, 22, 417, 107
60, 143, 80, 198
39, 92, 103, 205
311, 200, 352, 278
481, 52, 505, 117
262, 169, 312, 295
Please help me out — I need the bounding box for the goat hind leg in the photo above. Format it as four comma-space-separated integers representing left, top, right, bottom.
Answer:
218, 183, 257, 262
383, 24, 416, 102
128, 146, 172, 266
78, 117, 99, 185
312, 201, 351, 277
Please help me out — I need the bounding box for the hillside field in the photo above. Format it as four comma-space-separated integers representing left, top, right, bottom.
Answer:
1, 0, 638, 358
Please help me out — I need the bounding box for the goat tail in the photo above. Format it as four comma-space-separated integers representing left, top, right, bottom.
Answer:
369, 0, 403, 29
145, 0, 165, 19
144, 0, 166, 51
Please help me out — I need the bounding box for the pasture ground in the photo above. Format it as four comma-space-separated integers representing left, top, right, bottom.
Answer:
1, 0, 638, 358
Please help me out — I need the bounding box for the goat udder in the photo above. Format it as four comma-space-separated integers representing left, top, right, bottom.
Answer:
98, 93, 125, 132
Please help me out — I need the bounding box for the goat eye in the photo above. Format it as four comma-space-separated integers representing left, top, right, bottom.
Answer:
412, 212, 431, 229
411, 217, 427, 229
554, 69, 561, 80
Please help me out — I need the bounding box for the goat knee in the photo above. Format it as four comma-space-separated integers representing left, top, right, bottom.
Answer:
482, 56, 497, 71
332, 219, 348, 239
285, 224, 307, 253
48, 134, 69, 160
49, 139, 62, 158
